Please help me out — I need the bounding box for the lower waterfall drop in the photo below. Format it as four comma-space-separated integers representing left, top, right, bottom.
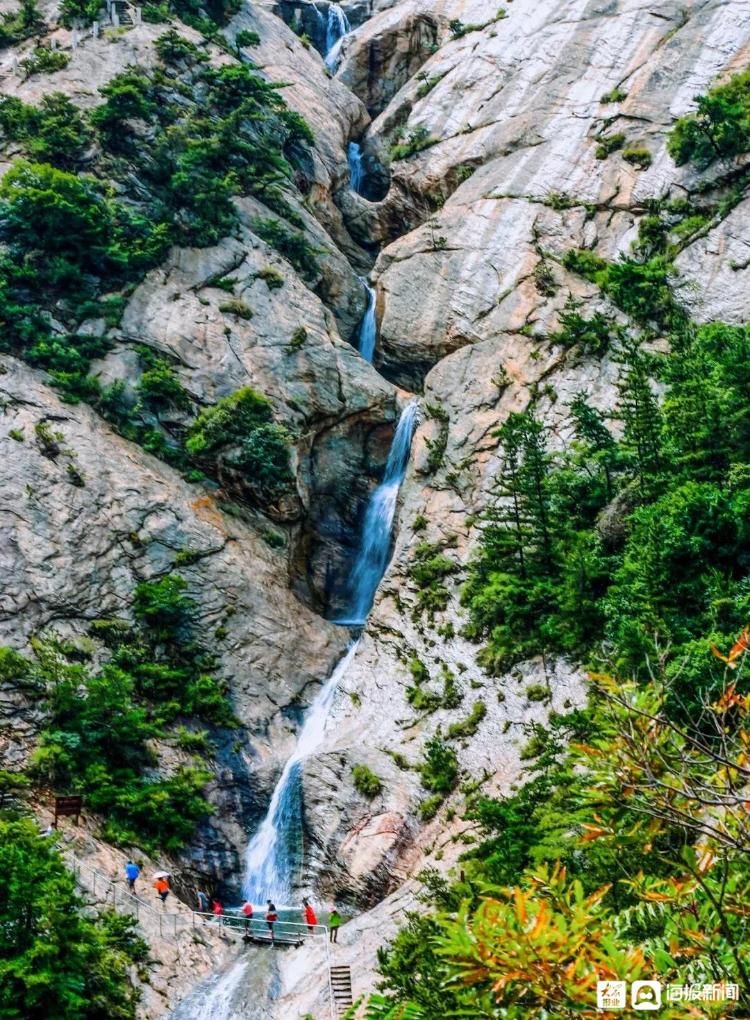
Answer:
241, 401, 418, 903
348, 141, 365, 194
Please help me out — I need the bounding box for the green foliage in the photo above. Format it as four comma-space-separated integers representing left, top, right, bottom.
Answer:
137, 357, 190, 411
419, 733, 459, 794
235, 28, 260, 48
255, 265, 284, 289
289, 326, 307, 351
19, 45, 69, 78
0, 646, 30, 682
155, 29, 208, 65
58, 0, 100, 25
621, 145, 652, 169
352, 764, 383, 798
409, 540, 458, 619
0, 0, 45, 46
252, 217, 321, 279
0, 93, 92, 169
594, 131, 625, 159
551, 298, 617, 355
601, 85, 627, 103
389, 125, 436, 161
445, 700, 486, 739
0, 819, 142, 1019
184, 388, 293, 500
132, 574, 193, 640
668, 69, 750, 168
219, 298, 253, 319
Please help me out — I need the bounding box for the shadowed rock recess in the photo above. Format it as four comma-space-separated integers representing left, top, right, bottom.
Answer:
4, 0, 750, 1015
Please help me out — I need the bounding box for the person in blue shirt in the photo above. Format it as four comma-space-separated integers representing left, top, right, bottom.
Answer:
125, 860, 140, 893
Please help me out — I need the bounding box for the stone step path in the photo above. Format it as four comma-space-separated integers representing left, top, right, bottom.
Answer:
330, 965, 354, 1015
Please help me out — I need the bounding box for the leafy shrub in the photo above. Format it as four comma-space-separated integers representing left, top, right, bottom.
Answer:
185, 387, 272, 456
0, 0, 44, 46
255, 266, 284, 289
551, 299, 616, 354
137, 357, 190, 411
141, 1, 170, 21
594, 132, 625, 159
352, 764, 383, 798
19, 45, 69, 78
252, 217, 321, 279
289, 326, 307, 350
235, 28, 260, 47
668, 69, 750, 168
58, 0, 100, 25
133, 573, 194, 640
446, 701, 487, 739
0, 646, 29, 682
600, 86, 627, 103
418, 794, 444, 821
420, 734, 459, 794
390, 125, 436, 161
219, 298, 253, 319
526, 684, 549, 703
155, 29, 207, 65
622, 145, 652, 169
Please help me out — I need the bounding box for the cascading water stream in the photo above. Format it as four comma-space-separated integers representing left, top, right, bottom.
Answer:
348, 141, 365, 194
356, 281, 377, 363
242, 642, 359, 904
324, 3, 350, 70
241, 401, 418, 904
336, 401, 420, 625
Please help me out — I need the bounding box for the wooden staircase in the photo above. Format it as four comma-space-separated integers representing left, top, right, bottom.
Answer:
329, 965, 354, 1016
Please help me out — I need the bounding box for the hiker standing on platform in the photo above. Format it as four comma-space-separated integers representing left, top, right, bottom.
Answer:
328, 907, 342, 943
265, 900, 278, 942
303, 898, 317, 933
241, 900, 254, 932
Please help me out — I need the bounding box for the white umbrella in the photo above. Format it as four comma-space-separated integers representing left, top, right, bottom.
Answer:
153, 870, 170, 879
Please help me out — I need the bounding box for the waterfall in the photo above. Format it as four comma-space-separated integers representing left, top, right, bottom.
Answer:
356, 281, 377, 362
337, 401, 420, 625
241, 402, 418, 903
242, 643, 360, 904
324, 3, 350, 70
348, 141, 365, 194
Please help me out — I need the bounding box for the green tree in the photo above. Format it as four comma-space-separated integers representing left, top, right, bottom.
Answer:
0, 818, 140, 1020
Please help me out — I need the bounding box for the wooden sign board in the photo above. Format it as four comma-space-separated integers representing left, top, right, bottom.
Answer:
54, 795, 83, 826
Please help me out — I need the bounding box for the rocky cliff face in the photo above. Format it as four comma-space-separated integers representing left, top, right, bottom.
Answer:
2, 0, 750, 1015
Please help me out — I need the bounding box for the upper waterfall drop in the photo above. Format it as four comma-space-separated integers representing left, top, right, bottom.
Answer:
357, 281, 377, 363
324, 3, 350, 70
337, 401, 420, 625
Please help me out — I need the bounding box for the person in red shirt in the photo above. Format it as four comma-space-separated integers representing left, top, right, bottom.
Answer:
154, 877, 170, 905
265, 900, 278, 942
241, 900, 254, 932
211, 899, 224, 924
302, 898, 317, 933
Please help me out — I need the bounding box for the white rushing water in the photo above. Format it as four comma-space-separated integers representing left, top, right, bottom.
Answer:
356, 281, 377, 362
241, 401, 418, 905
348, 141, 365, 194
324, 3, 350, 70
242, 643, 360, 905
337, 401, 420, 625
175, 961, 246, 1020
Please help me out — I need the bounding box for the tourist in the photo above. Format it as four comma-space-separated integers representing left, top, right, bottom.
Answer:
212, 898, 224, 919
241, 899, 254, 931
328, 907, 342, 943
265, 900, 278, 942
196, 889, 209, 914
303, 898, 317, 933
124, 860, 140, 893
154, 876, 170, 905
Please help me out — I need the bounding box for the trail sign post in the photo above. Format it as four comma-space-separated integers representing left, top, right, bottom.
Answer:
54, 795, 83, 827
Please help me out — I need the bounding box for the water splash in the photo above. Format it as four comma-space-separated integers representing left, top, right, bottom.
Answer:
173, 961, 246, 1020
337, 401, 420, 625
324, 3, 350, 69
242, 643, 360, 905
356, 281, 377, 362
348, 141, 365, 194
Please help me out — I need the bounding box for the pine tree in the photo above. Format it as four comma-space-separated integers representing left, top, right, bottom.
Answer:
570, 392, 618, 500
615, 341, 663, 497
